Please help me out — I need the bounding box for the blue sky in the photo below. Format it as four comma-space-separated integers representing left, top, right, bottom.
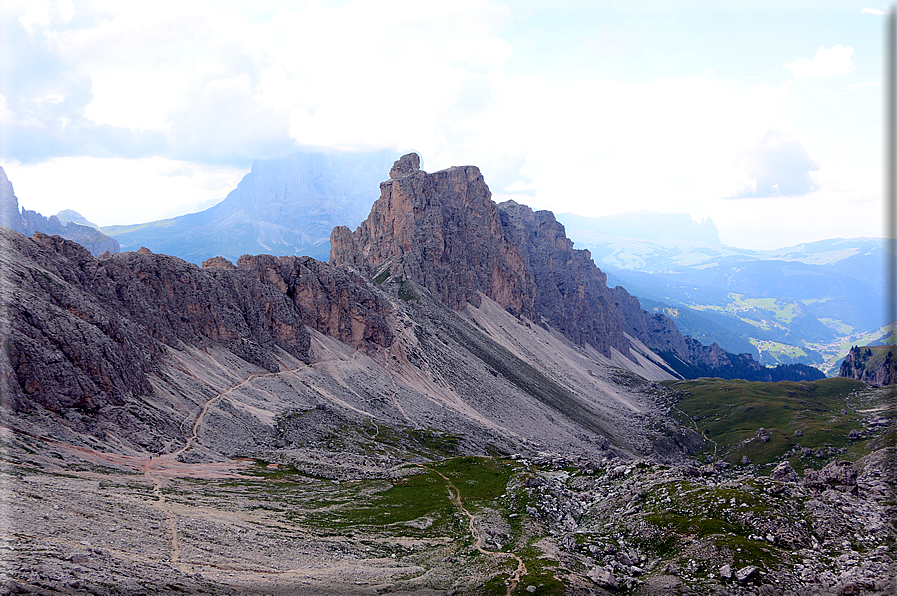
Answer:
0, 0, 888, 249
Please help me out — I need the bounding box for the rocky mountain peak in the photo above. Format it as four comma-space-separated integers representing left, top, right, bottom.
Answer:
388, 152, 421, 179
330, 156, 535, 316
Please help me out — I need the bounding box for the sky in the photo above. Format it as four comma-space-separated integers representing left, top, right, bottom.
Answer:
0, 0, 889, 250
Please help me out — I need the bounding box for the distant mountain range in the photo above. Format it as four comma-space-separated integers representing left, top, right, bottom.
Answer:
0, 167, 119, 256
102, 150, 399, 263
6, 149, 884, 378
555, 212, 889, 374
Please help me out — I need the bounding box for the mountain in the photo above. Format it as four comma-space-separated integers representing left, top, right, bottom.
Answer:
556, 211, 887, 373
0, 154, 889, 595
839, 345, 896, 386
332, 155, 821, 383
103, 150, 399, 263
0, 166, 119, 255
54, 209, 102, 230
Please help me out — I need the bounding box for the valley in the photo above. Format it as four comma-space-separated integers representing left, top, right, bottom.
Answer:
2, 376, 892, 595
0, 154, 893, 595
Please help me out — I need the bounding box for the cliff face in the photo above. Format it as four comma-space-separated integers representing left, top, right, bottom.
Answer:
839, 346, 895, 386
331, 155, 714, 362
331, 155, 825, 383
497, 200, 630, 356
1, 228, 396, 416
0, 167, 120, 256
231, 254, 394, 349
330, 154, 535, 318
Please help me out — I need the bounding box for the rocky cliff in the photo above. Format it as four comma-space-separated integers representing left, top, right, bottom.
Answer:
331, 153, 535, 317
0, 167, 120, 256
1, 229, 399, 419
332, 155, 821, 381
839, 345, 895, 386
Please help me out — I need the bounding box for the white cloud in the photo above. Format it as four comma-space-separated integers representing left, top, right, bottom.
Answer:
784, 45, 855, 79
814, 80, 879, 95
1, 1, 883, 250
730, 130, 820, 198
3, 157, 247, 226
44, 0, 512, 157
861, 7, 887, 16
0, 94, 15, 123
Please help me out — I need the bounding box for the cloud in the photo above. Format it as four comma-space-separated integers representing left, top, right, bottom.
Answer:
582, 27, 641, 56
4, 156, 246, 226
1, 0, 513, 165
784, 45, 854, 79
814, 80, 879, 95
861, 7, 887, 16
729, 131, 820, 199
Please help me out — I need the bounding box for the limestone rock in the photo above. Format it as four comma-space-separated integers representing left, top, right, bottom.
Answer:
770, 461, 799, 482
818, 460, 859, 487
1, 229, 313, 413
331, 155, 535, 317
236, 254, 394, 348
839, 345, 895, 386
202, 256, 236, 269
736, 565, 758, 582
389, 152, 420, 179
497, 200, 630, 357
587, 566, 619, 588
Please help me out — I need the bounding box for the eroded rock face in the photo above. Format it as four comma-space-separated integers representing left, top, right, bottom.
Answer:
333, 157, 739, 365
1, 229, 313, 412
2, 226, 400, 416
236, 254, 394, 348
497, 200, 630, 357
839, 345, 895, 386
331, 155, 534, 316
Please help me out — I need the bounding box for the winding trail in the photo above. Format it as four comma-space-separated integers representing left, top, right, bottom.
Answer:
144, 361, 313, 571
170, 363, 310, 459
142, 457, 185, 573
423, 466, 527, 595
672, 403, 718, 457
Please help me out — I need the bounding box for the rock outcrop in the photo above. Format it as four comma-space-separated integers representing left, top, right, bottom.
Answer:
496, 200, 629, 357
839, 345, 895, 386
1, 229, 395, 417
332, 155, 824, 381
0, 167, 120, 256
331, 153, 534, 317
235, 254, 394, 348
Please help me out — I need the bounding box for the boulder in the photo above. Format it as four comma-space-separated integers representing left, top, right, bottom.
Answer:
588, 566, 620, 588
770, 461, 799, 482
736, 565, 759, 582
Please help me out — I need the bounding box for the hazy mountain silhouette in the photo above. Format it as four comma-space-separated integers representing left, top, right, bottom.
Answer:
104, 150, 399, 264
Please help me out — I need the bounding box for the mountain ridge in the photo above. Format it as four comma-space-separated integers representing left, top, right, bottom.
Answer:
0, 154, 890, 596
0, 166, 119, 256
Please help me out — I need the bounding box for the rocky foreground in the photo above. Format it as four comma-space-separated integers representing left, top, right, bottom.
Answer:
0, 424, 893, 595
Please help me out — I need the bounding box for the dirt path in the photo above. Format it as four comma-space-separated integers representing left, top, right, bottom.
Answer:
424, 466, 527, 595
170, 363, 311, 459
672, 403, 718, 457
142, 457, 185, 573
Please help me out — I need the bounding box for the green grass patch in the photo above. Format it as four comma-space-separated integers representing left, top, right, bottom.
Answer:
433, 456, 517, 504
662, 377, 881, 466
306, 470, 455, 530
374, 266, 391, 285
